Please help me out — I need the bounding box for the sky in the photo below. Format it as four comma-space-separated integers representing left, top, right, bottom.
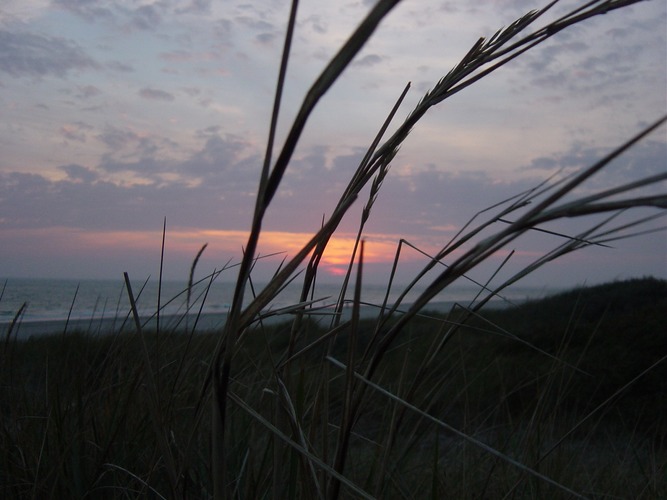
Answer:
1, 0, 666, 290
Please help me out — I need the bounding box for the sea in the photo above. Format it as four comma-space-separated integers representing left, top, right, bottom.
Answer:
0, 277, 558, 338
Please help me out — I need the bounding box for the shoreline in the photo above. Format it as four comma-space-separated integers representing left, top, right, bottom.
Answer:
1, 300, 512, 341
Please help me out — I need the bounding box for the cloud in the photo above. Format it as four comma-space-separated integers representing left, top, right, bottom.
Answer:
183, 134, 251, 175
52, 0, 115, 23
1, 133, 664, 284
96, 125, 141, 150
175, 0, 212, 16
213, 19, 233, 44
160, 50, 196, 62
302, 14, 327, 35
524, 143, 602, 172
59, 122, 93, 143
106, 60, 134, 72
515, 10, 665, 105
235, 15, 274, 33
92, 128, 260, 186
181, 86, 201, 97
0, 0, 51, 23
52, 0, 166, 30
522, 138, 667, 183
353, 54, 383, 67
5, 127, 658, 239
138, 87, 175, 101
369, 168, 535, 237
0, 157, 263, 235
75, 84, 102, 99
234, 14, 277, 46
524, 41, 591, 75
59, 163, 100, 183
0, 136, 364, 234
0, 30, 98, 78
255, 32, 277, 45
131, 4, 162, 30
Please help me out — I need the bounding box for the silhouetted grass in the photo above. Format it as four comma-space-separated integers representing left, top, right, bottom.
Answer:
2, 278, 665, 498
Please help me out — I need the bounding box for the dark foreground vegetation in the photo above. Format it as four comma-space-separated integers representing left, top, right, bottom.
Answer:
2, 277, 665, 498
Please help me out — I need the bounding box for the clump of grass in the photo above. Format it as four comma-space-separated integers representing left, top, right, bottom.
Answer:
2, 1, 667, 498
2, 280, 665, 498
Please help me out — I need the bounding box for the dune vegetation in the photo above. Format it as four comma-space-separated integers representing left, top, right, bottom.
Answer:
1, 278, 666, 498
2, 0, 667, 498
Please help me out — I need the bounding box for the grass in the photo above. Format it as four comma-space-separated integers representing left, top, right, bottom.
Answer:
3, 0, 667, 498
1, 278, 666, 498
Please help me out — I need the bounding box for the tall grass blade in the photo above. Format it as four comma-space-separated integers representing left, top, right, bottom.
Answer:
4, 301, 26, 349
157, 217, 166, 336
326, 356, 589, 499
186, 242, 208, 332
228, 390, 374, 500
329, 241, 364, 499
62, 283, 79, 337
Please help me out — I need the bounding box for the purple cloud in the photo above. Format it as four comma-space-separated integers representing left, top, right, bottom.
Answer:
0, 30, 98, 78
175, 0, 212, 16
59, 164, 100, 183
522, 139, 667, 183
106, 60, 134, 73
52, 0, 115, 23
138, 87, 175, 101
131, 4, 162, 30
353, 54, 383, 68
76, 85, 102, 99
97, 126, 140, 150
59, 122, 93, 143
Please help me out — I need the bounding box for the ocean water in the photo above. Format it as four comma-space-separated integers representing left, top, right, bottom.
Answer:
0, 277, 557, 325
